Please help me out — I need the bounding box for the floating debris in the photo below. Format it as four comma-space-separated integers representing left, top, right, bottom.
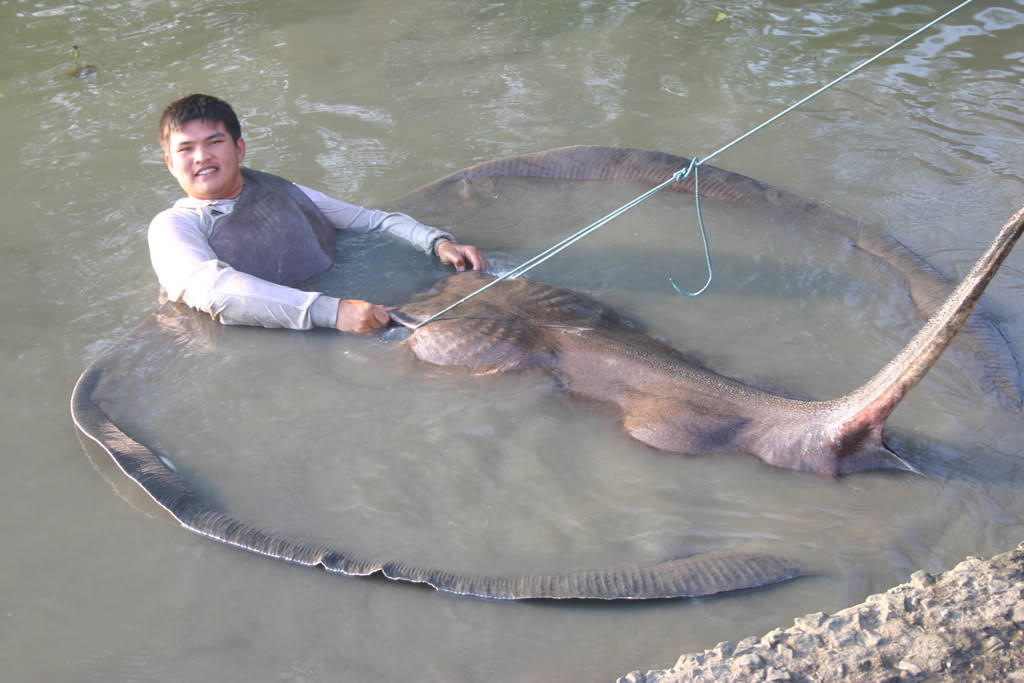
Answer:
69, 45, 97, 78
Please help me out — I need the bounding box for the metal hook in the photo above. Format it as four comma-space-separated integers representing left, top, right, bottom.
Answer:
669, 158, 713, 297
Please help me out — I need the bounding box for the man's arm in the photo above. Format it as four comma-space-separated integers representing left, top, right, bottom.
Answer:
301, 184, 453, 250
302, 185, 489, 272
435, 240, 488, 272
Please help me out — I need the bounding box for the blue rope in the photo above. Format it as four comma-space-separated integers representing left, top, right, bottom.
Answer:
412, 0, 977, 330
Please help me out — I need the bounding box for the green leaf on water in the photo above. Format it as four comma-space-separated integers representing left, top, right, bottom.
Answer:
715, 12, 728, 22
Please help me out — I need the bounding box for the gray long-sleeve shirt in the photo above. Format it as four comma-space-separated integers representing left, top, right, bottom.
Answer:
148, 182, 452, 329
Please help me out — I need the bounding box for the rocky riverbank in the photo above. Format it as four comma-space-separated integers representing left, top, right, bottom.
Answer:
620, 545, 1024, 682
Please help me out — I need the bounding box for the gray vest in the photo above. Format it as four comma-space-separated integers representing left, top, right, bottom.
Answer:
208, 168, 336, 286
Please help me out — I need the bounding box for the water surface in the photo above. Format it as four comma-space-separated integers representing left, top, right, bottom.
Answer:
2, 1, 1023, 681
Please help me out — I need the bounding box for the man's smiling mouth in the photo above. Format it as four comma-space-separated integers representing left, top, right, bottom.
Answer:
195, 167, 218, 177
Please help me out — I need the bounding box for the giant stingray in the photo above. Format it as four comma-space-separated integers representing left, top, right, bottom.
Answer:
72, 146, 1023, 600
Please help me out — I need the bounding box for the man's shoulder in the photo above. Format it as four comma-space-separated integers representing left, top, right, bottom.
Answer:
153, 199, 202, 217
149, 201, 203, 232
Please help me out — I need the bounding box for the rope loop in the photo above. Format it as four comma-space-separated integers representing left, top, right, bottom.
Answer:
671, 161, 692, 184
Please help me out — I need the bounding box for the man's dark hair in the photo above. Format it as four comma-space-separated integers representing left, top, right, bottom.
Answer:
159, 94, 242, 148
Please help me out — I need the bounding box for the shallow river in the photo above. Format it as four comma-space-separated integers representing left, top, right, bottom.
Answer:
2, 1, 1023, 681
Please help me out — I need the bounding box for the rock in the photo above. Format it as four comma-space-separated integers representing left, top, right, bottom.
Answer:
862, 630, 885, 647
618, 546, 1024, 683
734, 653, 765, 671
734, 636, 760, 654
617, 673, 646, 683
760, 628, 786, 648
897, 660, 922, 675
793, 612, 828, 629
910, 569, 934, 588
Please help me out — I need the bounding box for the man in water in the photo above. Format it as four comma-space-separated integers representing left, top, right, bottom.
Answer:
149, 93, 487, 333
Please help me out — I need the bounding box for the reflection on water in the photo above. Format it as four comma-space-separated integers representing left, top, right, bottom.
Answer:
3, 1, 1024, 681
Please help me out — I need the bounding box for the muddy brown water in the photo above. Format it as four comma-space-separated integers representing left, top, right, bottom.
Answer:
3, 1, 1023, 681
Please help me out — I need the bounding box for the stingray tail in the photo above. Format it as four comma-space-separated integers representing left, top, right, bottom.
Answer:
828, 206, 1024, 474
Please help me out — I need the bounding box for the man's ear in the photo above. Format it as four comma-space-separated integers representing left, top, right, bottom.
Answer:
237, 137, 246, 163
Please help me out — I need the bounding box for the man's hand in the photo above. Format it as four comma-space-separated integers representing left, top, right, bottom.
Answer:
436, 241, 488, 272
336, 299, 393, 334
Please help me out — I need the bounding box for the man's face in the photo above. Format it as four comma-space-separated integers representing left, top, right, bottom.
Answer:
163, 119, 246, 200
